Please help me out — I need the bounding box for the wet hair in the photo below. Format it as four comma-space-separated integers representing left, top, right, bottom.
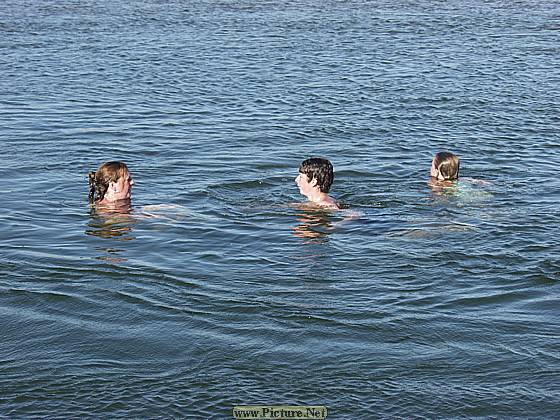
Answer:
88, 161, 129, 204
299, 157, 334, 193
433, 152, 460, 180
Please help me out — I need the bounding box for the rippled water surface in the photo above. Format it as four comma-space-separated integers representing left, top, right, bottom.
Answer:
1, 0, 559, 418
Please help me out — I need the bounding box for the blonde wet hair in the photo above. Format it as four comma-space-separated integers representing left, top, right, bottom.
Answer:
433, 152, 460, 180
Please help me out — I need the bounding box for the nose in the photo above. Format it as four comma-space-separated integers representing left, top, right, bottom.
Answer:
295, 174, 300, 184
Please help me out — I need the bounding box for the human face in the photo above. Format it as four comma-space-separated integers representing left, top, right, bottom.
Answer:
295, 171, 315, 197
109, 170, 134, 201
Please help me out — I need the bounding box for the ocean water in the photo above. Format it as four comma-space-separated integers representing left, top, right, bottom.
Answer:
1, 0, 559, 418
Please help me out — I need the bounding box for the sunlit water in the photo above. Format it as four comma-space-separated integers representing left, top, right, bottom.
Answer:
1, 0, 559, 418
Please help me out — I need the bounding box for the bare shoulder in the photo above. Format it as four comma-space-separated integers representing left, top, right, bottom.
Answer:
140, 204, 190, 220
320, 196, 340, 210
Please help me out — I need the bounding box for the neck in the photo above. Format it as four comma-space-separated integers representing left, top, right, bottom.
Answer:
306, 188, 324, 202
429, 176, 455, 186
306, 189, 337, 208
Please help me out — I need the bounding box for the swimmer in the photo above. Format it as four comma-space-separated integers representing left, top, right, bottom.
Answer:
430, 151, 460, 184
88, 161, 134, 207
429, 151, 490, 188
295, 157, 340, 210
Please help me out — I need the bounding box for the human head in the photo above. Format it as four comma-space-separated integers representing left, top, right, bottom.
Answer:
431, 152, 460, 181
298, 157, 334, 193
88, 161, 133, 204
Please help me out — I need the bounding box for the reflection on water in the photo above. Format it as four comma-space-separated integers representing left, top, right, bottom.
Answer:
387, 222, 478, 239
386, 181, 489, 239
85, 202, 136, 263
291, 205, 336, 244
94, 246, 128, 263
429, 178, 493, 204
85, 202, 136, 240
140, 204, 190, 222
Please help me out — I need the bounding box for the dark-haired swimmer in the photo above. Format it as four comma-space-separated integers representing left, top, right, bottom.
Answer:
88, 161, 134, 207
295, 157, 339, 210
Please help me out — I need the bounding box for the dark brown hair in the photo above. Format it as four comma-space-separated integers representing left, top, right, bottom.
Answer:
88, 161, 129, 204
299, 157, 334, 193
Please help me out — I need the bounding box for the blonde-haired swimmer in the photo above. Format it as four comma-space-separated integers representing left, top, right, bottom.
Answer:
430, 151, 460, 182
88, 161, 134, 206
295, 157, 339, 210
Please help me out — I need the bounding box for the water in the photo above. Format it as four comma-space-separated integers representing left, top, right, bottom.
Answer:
1, 0, 559, 417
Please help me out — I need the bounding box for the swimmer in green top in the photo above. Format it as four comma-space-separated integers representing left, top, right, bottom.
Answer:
428, 152, 490, 192
295, 157, 340, 210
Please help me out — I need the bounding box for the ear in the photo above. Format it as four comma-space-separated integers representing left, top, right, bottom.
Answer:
310, 177, 318, 187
